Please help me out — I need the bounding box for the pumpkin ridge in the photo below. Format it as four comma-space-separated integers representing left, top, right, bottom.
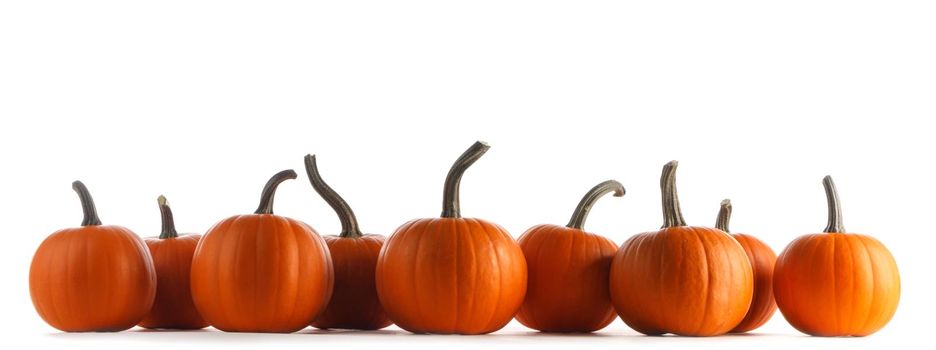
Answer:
654, 232, 667, 333
450, 219, 461, 331
693, 228, 712, 335
478, 220, 504, 333
854, 236, 877, 335
829, 234, 839, 335
410, 219, 433, 332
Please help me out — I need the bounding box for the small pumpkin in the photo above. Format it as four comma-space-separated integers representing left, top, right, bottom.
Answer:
138, 196, 208, 330
30, 181, 157, 332
305, 155, 392, 330
773, 176, 900, 336
714, 199, 777, 333
609, 161, 753, 336
190, 170, 334, 333
376, 141, 527, 334
516, 180, 623, 333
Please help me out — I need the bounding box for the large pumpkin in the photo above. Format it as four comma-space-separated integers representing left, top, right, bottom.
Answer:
715, 199, 777, 333
609, 161, 753, 336
773, 176, 900, 336
190, 170, 334, 333
515, 180, 623, 333
138, 196, 208, 330
376, 141, 527, 334
30, 181, 157, 332
305, 155, 392, 330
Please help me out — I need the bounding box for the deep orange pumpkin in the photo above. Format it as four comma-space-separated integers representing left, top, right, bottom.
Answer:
609, 161, 753, 336
138, 196, 208, 330
190, 170, 334, 333
305, 155, 392, 330
774, 176, 900, 336
715, 199, 777, 333
30, 181, 157, 332
376, 141, 527, 334
515, 180, 622, 333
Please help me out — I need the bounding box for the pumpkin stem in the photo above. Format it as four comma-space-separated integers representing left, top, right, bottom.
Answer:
567, 180, 625, 230
304, 154, 363, 238
254, 169, 298, 215
660, 161, 687, 228
72, 181, 102, 226
715, 199, 732, 233
157, 195, 179, 239
822, 175, 846, 233
441, 141, 490, 218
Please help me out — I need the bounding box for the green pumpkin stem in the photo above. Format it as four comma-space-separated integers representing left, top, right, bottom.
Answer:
304, 154, 363, 238
441, 141, 490, 218
254, 169, 298, 215
822, 175, 846, 233
72, 181, 102, 226
660, 161, 687, 228
567, 180, 625, 230
715, 199, 732, 233
157, 195, 179, 239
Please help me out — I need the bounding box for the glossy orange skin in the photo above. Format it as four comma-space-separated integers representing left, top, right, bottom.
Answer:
191, 214, 334, 333
30, 225, 157, 332
774, 233, 900, 336
730, 233, 777, 333
139, 234, 208, 329
312, 234, 392, 330
376, 218, 527, 334
515, 224, 617, 332
609, 226, 753, 336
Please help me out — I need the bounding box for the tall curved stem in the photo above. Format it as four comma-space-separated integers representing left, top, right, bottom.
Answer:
567, 180, 625, 230
822, 175, 845, 233
660, 161, 687, 228
715, 199, 732, 233
441, 141, 490, 218
72, 181, 102, 226
304, 154, 362, 238
157, 195, 179, 239
254, 170, 297, 215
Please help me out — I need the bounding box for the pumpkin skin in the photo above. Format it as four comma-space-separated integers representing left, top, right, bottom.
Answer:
376, 141, 527, 334
305, 155, 392, 330
515, 180, 623, 333
773, 176, 900, 336
29, 181, 157, 332
715, 199, 778, 333
190, 170, 334, 333
139, 196, 208, 330
609, 161, 753, 336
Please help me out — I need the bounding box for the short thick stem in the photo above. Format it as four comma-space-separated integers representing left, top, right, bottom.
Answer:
567, 180, 625, 230
254, 170, 297, 215
715, 199, 732, 233
157, 195, 178, 239
304, 154, 362, 238
441, 141, 490, 218
72, 181, 102, 226
660, 161, 687, 228
822, 175, 845, 233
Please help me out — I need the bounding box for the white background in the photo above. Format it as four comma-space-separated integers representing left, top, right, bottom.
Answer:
1, 1, 933, 349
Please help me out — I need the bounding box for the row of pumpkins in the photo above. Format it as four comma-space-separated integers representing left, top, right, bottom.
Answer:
29, 141, 900, 337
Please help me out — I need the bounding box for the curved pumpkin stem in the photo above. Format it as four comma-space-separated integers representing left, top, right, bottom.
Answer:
822, 175, 845, 233
715, 199, 732, 233
72, 181, 102, 226
660, 161, 687, 228
157, 195, 179, 239
441, 141, 490, 218
304, 154, 362, 238
567, 180, 625, 230
254, 169, 298, 215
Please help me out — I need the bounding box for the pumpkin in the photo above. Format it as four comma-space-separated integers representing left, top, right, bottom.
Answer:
190, 170, 334, 333
608, 161, 753, 336
714, 199, 777, 333
138, 196, 208, 330
305, 155, 392, 330
29, 181, 157, 332
773, 176, 900, 336
516, 180, 623, 333
376, 141, 527, 334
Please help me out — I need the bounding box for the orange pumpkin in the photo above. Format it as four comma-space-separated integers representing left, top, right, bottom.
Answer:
609, 161, 753, 336
516, 180, 623, 333
30, 181, 157, 332
138, 196, 208, 330
376, 141, 527, 334
774, 176, 900, 336
305, 155, 392, 330
714, 199, 777, 333
190, 170, 334, 333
